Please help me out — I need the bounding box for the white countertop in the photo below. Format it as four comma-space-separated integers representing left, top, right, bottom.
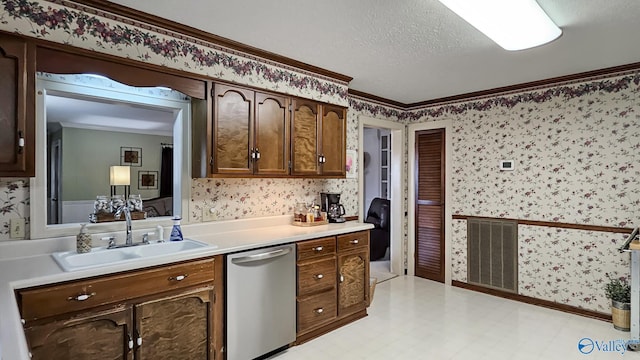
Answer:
0, 216, 373, 360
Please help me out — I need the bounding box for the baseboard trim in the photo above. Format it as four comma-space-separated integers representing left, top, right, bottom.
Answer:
451, 280, 611, 322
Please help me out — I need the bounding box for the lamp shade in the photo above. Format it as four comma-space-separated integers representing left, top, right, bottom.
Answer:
110, 166, 130, 186
438, 0, 562, 51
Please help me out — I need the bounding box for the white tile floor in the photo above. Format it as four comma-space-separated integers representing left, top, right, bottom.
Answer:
271, 276, 639, 359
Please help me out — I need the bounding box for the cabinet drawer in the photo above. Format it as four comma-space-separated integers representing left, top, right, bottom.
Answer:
337, 231, 369, 252
297, 237, 336, 261
297, 257, 336, 296
19, 258, 215, 321
297, 289, 337, 334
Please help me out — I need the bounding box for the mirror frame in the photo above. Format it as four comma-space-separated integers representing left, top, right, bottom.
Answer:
30, 75, 192, 239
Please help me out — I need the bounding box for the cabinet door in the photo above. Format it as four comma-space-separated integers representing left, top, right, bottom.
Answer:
0, 33, 34, 176
25, 306, 133, 360
255, 92, 289, 175
213, 84, 254, 174
135, 287, 214, 360
291, 99, 321, 176
337, 248, 369, 317
320, 105, 346, 177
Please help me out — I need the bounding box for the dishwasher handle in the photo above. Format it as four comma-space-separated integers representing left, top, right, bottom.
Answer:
231, 247, 292, 264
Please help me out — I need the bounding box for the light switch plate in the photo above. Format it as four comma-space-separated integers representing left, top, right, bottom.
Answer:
202, 207, 218, 222
10, 218, 25, 239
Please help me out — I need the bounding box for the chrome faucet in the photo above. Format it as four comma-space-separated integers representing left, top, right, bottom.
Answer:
114, 205, 134, 246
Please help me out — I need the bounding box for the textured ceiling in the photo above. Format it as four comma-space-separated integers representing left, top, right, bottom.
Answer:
107, 0, 640, 104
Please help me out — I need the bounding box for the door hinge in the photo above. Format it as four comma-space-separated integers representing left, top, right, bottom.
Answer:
288, 161, 292, 169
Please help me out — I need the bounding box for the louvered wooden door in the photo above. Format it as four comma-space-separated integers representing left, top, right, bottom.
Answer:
415, 129, 445, 282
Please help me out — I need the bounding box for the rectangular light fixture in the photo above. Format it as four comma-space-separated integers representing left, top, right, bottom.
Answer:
438, 0, 562, 51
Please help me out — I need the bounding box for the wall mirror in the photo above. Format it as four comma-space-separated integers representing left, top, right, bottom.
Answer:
30, 73, 192, 239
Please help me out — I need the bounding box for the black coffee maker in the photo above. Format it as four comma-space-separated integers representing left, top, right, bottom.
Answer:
320, 192, 346, 223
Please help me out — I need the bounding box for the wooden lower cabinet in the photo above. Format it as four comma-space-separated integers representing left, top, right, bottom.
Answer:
24, 306, 132, 360
295, 230, 370, 344
18, 256, 221, 360
135, 287, 214, 360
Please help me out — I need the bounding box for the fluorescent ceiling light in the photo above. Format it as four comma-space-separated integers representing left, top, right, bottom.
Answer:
438, 0, 562, 51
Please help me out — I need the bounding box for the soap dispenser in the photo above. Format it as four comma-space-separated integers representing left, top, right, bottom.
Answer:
76, 223, 92, 253
170, 217, 183, 241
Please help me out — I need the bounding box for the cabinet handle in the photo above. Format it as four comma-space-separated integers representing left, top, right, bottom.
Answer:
18, 131, 24, 154
314, 307, 324, 314
350, 239, 359, 245
340, 274, 344, 283
312, 246, 323, 252
67, 292, 96, 301
169, 274, 188, 281
250, 149, 256, 159
255, 148, 260, 159
314, 274, 324, 280
137, 334, 143, 346
128, 333, 134, 350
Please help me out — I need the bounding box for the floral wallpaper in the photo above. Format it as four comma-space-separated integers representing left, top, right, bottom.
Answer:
0, 0, 349, 106
415, 71, 640, 314
452, 220, 631, 313
0, 178, 29, 240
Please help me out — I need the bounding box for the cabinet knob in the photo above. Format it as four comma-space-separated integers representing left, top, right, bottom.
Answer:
137, 335, 143, 346
350, 239, 359, 245
67, 292, 96, 301
169, 274, 188, 281
340, 274, 344, 283
314, 274, 324, 280
312, 246, 323, 252
255, 148, 260, 159
314, 308, 324, 314
128, 333, 134, 350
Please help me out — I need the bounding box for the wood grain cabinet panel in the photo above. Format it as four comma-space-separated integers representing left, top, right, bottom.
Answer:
320, 105, 346, 176
296, 236, 336, 261
213, 84, 254, 174
135, 287, 213, 360
291, 99, 321, 176
0, 32, 35, 177
297, 289, 337, 334
297, 257, 337, 296
337, 231, 370, 317
24, 306, 132, 360
255, 91, 290, 175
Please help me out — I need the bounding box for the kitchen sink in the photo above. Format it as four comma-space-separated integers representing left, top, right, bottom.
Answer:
52, 239, 214, 272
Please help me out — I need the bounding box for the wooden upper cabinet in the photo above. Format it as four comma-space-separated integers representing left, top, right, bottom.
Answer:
320, 105, 346, 177
211, 84, 290, 176
291, 99, 321, 176
0, 33, 35, 177
213, 83, 254, 175
255, 92, 290, 175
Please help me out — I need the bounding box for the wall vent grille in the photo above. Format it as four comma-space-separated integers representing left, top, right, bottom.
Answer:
467, 218, 518, 293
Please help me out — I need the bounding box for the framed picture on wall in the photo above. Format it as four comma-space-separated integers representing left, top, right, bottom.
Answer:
138, 170, 158, 189
346, 149, 357, 179
121, 147, 142, 167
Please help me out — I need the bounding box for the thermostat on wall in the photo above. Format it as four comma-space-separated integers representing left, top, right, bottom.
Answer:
499, 160, 515, 171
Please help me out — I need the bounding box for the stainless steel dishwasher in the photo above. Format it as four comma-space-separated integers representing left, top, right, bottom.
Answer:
226, 244, 296, 360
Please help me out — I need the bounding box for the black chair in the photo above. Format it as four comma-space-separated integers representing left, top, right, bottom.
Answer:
364, 198, 390, 261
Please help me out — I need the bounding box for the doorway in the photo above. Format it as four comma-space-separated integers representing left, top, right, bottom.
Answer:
408, 120, 453, 284
359, 116, 404, 280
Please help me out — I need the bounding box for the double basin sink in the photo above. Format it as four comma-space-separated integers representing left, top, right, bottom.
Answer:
52, 239, 214, 272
